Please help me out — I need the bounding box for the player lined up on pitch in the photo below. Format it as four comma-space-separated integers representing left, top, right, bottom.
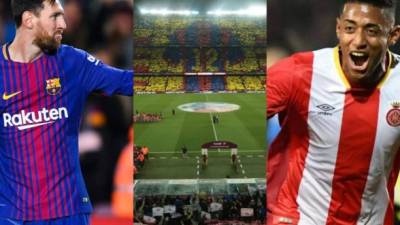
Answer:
267, 0, 400, 224
134, 145, 149, 173
0, 0, 133, 224
201, 148, 208, 168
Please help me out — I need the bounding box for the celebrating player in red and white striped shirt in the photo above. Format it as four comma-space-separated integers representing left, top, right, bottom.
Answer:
267, 0, 400, 224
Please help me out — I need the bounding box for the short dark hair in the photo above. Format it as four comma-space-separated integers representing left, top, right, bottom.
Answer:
340, 0, 396, 23
11, 0, 56, 28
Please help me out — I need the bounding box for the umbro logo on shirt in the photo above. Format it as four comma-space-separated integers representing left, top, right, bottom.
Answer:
317, 104, 335, 111
316, 104, 335, 116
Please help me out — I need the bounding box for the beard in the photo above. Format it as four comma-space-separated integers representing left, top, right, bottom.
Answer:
33, 28, 62, 55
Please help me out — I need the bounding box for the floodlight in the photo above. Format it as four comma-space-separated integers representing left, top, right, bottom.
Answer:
207, 5, 266, 17
140, 8, 199, 16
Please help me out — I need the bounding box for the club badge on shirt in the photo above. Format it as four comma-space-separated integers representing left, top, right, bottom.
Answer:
46, 77, 61, 95
386, 101, 400, 127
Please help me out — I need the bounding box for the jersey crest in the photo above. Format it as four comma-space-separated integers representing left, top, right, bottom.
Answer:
46, 77, 61, 95
386, 101, 400, 127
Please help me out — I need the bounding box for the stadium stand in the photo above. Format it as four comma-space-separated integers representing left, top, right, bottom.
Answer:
134, 47, 265, 74
134, 76, 149, 93
134, 16, 266, 73
166, 76, 185, 92
226, 76, 245, 92
134, 16, 266, 47
134, 7, 266, 224
134, 179, 266, 225
134, 75, 264, 93
145, 77, 168, 93
211, 76, 225, 92
199, 76, 212, 91
133, 14, 266, 94
185, 76, 200, 92
242, 76, 263, 91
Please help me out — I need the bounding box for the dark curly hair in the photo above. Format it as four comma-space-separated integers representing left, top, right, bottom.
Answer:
340, 0, 396, 23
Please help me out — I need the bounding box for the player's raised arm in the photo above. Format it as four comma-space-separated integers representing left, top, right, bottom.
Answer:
61, 46, 133, 96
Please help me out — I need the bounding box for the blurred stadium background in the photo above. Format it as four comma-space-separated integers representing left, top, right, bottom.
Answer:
133, 0, 266, 224
267, 0, 400, 65
0, 1, 133, 225
268, 1, 400, 224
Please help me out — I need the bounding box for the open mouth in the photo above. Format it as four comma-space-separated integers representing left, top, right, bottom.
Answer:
350, 52, 369, 71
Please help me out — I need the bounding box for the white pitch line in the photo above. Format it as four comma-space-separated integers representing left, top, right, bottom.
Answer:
196, 159, 200, 178
238, 158, 246, 177
209, 112, 218, 141
205, 94, 218, 141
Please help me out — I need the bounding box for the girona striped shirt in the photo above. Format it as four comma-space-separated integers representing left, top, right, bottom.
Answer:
267, 47, 400, 225
0, 44, 133, 220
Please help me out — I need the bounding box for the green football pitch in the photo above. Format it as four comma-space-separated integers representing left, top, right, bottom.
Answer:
134, 93, 266, 179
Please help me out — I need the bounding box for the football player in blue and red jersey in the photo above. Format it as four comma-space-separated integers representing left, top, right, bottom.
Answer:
0, 0, 133, 224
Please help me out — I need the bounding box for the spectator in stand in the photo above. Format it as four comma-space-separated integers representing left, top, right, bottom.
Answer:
134, 14, 265, 74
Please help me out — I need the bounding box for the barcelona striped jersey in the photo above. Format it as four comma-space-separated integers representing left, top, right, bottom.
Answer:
0, 44, 133, 220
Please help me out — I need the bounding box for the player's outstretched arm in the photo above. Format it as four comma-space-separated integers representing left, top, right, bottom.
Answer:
61, 46, 133, 96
